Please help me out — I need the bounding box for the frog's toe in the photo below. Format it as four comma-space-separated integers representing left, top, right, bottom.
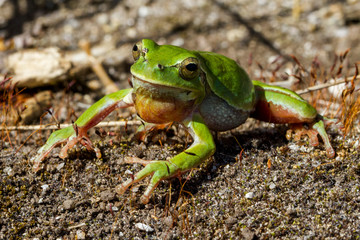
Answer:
31, 146, 54, 172
79, 136, 101, 158
141, 181, 161, 204
115, 178, 135, 195
31, 137, 69, 172
124, 156, 153, 166
312, 120, 335, 158
115, 161, 161, 196
116, 160, 176, 203
57, 134, 101, 159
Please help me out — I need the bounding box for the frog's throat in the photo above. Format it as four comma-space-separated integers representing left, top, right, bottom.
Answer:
131, 76, 197, 124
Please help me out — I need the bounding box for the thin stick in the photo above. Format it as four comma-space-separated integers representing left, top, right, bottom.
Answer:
296, 75, 360, 95
78, 40, 120, 94
0, 120, 142, 131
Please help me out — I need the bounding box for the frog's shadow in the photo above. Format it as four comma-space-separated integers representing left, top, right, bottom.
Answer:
167, 125, 288, 201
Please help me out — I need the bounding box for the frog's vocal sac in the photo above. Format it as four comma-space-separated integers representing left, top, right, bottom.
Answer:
131, 76, 196, 124
31, 39, 335, 204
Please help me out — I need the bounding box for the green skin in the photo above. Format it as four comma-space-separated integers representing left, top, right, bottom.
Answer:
31, 39, 335, 204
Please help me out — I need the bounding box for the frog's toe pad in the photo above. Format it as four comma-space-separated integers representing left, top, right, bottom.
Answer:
115, 178, 134, 195
124, 156, 153, 166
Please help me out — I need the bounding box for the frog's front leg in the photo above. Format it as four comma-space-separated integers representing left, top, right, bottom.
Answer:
31, 88, 134, 171
115, 113, 215, 204
250, 80, 335, 158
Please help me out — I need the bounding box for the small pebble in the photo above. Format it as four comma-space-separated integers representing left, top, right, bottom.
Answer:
63, 199, 75, 210
225, 216, 237, 227
269, 183, 276, 190
245, 192, 254, 199
56, 163, 65, 171
135, 223, 154, 232
99, 202, 106, 211
163, 215, 173, 227
110, 206, 119, 212
100, 189, 115, 201
4, 167, 14, 176
76, 230, 86, 240
41, 184, 49, 191
125, 169, 133, 175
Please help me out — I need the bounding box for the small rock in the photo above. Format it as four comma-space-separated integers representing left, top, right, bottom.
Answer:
286, 206, 297, 217
163, 215, 173, 227
124, 169, 133, 175
99, 202, 106, 211
97, 212, 104, 220
110, 206, 119, 212
63, 199, 75, 210
245, 192, 254, 199
225, 216, 237, 228
241, 227, 256, 240
135, 223, 154, 232
41, 184, 50, 196
269, 183, 276, 190
5, 47, 71, 88
41, 184, 49, 191
3, 167, 14, 176
57, 162, 65, 171
76, 230, 86, 240
100, 189, 116, 202
20, 90, 52, 124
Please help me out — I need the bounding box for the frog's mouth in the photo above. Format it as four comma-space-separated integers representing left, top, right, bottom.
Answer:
131, 75, 197, 124
131, 75, 196, 99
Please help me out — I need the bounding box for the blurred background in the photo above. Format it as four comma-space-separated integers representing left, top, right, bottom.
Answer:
1, 0, 359, 83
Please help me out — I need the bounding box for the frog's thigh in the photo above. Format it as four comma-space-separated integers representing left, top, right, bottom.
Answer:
251, 92, 316, 124
199, 93, 250, 131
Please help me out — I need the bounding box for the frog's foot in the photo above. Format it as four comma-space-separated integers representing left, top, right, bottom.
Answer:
286, 120, 335, 158
31, 126, 75, 172
32, 140, 67, 172
31, 125, 101, 172
58, 134, 101, 159
115, 157, 180, 204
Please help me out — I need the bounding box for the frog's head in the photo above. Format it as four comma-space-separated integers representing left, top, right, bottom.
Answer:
130, 39, 206, 124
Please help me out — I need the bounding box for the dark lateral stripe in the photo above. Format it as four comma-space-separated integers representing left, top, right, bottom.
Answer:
184, 151, 197, 156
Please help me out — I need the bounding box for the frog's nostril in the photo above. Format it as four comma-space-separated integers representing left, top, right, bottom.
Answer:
158, 64, 164, 70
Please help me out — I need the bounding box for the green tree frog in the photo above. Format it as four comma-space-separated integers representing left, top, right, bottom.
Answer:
31, 39, 335, 204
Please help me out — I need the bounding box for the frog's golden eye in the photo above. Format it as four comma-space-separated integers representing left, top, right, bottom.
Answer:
132, 41, 142, 61
179, 57, 200, 80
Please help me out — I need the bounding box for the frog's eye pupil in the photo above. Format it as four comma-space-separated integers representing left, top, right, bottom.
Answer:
179, 57, 200, 80
132, 41, 143, 61
186, 63, 198, 72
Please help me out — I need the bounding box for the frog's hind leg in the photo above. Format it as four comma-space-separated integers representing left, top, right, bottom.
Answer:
251, 80, 335, 158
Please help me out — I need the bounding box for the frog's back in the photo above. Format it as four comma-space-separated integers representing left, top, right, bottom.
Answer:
195, 51, 255, 111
